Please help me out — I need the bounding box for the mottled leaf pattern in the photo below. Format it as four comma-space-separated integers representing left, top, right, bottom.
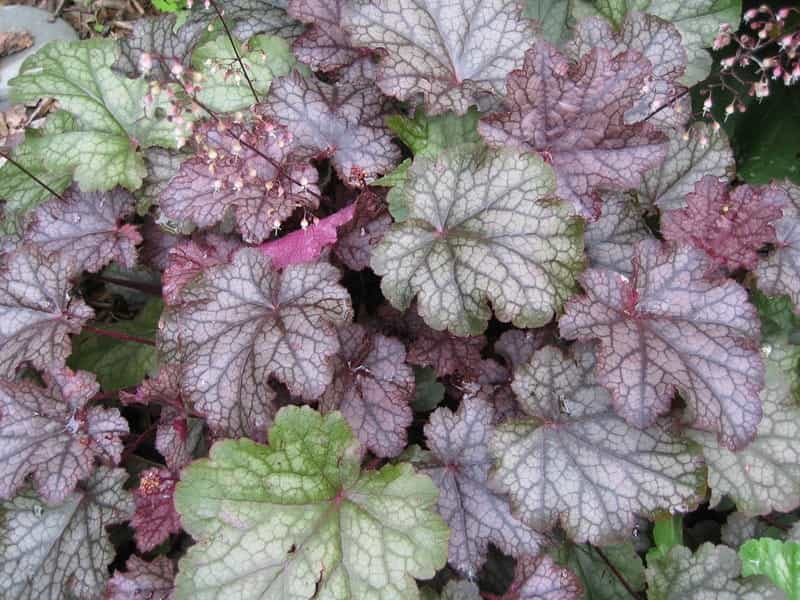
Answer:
661, 177, 787, 272
158, 249, 352, 437
107, 556, 175, 600
174, 406, 449, 599
162, 235, 241, 306
584, 191, 651, 277
116, 13, 205, 78
756, 183, 800, 313
372, 146, 584, 335
262, 71, 400, 185
288, 0, 362, 71
319, 323, 414, 457
553, 542, 645, 600
131, 468, 181, 553
0, 468, 133, 600
417, 397, 543, 576
25, 186, 142, 273
342, 0, 537, 114
559, 240, 764, 450
479, 40, 667, 218
159, 114, 319, 243
0, 247, 93, 378
503, 555, 583, 600
334, 189, 392, 270
491, 344, 704, 544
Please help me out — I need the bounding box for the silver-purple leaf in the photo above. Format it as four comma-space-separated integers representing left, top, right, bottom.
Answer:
288, 0, 362, 71
584, 191, 651, 277
334, 189, 392, 271
158, 248, 352, 438
0, 368, 128, 505
494, 328, 552, 372
0, 467, 133, 600
261, 71, 400, 186
479, 40, 667, 219
107, 556, 175, 600
756, 183, 800, 313
131, 468, 181, 553
342, 0, 537, 115
503, 555, 583, 600
25, 186, 142, 273
319, 323, 413, 457
491, 344, 705, 544
159, 114, 319, 243
419, 397, 544, 575
0, 247, 93, 378
162, 235, 242, 306
559, 240, 764, 450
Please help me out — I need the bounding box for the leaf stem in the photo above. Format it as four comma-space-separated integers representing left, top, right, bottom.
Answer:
207, 0, 260, 104
88, 274, 163, 296
593, 546, 642, 599
0, 149, 65, 201
82, 325, 156, 346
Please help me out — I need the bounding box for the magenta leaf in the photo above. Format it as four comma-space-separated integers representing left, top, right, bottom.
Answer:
319, 323, 413, 457
0, 368, 128, 504
131, 468, 181, 553
559, 240, 764, 450
333, 189, 392, 271
107, 555, 175, 600
261, 71, 401, 186
0, 247, 93, 378
288, 0, 362, 71
159, 113, 319, 243
661, 177, 787, 272
162, 235, 242, 306
342, 0, 537, 115
158, 248, 352, 438
259, 202, 356, 269
756, 183, 800, 313
24, 186, 142, 274
418, 397, 544, 575
584, 191, 651, 277
503, 555, 583, 600
479, 40, 667, 218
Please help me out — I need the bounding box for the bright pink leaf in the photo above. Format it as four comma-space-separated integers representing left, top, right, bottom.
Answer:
0, 368, 128, 504
661, 176, 787, 272
131, 468, 181, 553
107, 555, 175, 600
479, 40, 667, 218
559, 240, 764, 450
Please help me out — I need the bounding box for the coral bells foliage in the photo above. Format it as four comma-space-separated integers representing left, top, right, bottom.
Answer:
5, 0, 800, 598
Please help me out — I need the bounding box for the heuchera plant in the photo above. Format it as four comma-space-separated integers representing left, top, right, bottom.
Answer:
2, 0, 800, 598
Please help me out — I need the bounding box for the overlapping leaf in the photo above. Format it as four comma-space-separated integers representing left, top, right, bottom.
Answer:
491, 344, 704, 544
159, 114, 319, 243
333, 189, 392, 270
158, 248, 352, 437
740, 538, 800, 598
414, 397, 544, 576
0, 468, 133, 600
319, 323, 414, 457
638, 122, 735, 211
584, 191, 651, 276
0, 368, 127, 504
757, 183, 800, 313
342, 0, 537, 114
503, 555, 583, 600
0, 247, 93, 378
553, 542, 645, 600
372, 146, 583, 336
479, 40, 667, 218
162, 235, 241, 305
131, 468, 181, 553
288, 0, 362, 71
559, 240, 764, 450
106, 556, 175, 600
24, 186, 142, 273
261, 71, 400, 185
174, 406, 449, 599
661, 177, 787, 272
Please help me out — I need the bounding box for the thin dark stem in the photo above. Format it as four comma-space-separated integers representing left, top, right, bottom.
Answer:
121, 421, 159, 463
480, 593, 503, 600
643, 87, 691, 123
207, 0, 260, 104
593, 546, 641, 599
0, 149, 65, 201
89, 274, 163, 296
83, 325, 156, 346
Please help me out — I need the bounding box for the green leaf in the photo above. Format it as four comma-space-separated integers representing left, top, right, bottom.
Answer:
411, 366, 445, 412
151, 0, 182, 12
752, 290, 800, 347
68, 299, 162, 391
374, 159, 411, 221
740, 538, 800, 599
523, 0, 572, 44
174, 406, 449, 599
553, 542, 645, 600
8, 39, 180, 192
191, 34, 296, 113
647, 515, 685, 563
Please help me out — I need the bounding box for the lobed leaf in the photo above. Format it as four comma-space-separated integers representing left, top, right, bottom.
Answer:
107, 555, 175, 600
162, 235, 241, 306
131, 468, 181, 553
740, 538, 800, 599
584, 191, 651, 277
756, 183, 800, 314
288, 0, 362, 71
503, 554, 583, 600
333, 189, 393, 270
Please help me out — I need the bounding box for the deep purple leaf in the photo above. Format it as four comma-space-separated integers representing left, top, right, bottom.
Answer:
288, 0, 363, 71
333, 189, 392, 271
107, 555, 175, 600
138, 217, 181, 272
559, 240, 764, 450
25, 186, 141, 273
261, 71, 401, 186
503, 555, 583, 600
494, 328, 552, 372
162, 235, 242, 306
0, 368, 128, 504
756, 183, 800, 313
661, 177, 787, 272
0, 246, 93, 378
319, 323, 413, 457
479, 40, 667, 218
159, 114, 319, 243
131, 468, 181, 553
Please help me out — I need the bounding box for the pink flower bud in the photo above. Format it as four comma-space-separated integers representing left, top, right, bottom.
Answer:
744, 8, 758, 21
713, 33, 731, 50
777, 8, 791, 20
139, 52, 153, 75
753, 79, 770, 98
